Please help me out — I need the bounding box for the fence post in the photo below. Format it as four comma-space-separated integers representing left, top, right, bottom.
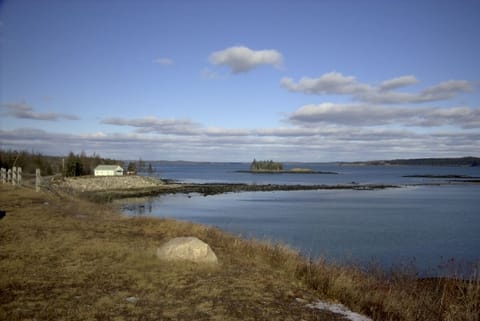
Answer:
7, 169, 12, 184
17, 167, 22, 186
1, 168, 5, 183
12, 167, 17, 186
36, 168, 41, 192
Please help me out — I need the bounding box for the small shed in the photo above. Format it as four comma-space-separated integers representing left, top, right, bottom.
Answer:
94, 165, 124, 176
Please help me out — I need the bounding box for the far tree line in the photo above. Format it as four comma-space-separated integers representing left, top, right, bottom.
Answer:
0, 149, 154, 177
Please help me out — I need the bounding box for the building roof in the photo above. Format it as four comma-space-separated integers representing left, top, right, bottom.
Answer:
95, 165, 123, 171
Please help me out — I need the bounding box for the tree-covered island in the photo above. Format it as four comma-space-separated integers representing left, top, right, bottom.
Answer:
237, 159, 338, 174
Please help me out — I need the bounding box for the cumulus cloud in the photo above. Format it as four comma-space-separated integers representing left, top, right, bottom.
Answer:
288, 103, 480, 128
281, 72, 472, 104
153, 57, 174, 65
1, 102, 79, 121
209, 46, 283, 73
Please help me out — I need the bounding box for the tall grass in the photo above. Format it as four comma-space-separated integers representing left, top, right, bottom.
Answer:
293, 256, 479, 320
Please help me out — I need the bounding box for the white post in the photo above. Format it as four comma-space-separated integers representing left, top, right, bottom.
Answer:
17, 167, 22, 186
12, 166, 17, 186
7, 169, 12, 184
1, 168, 5, 183
36, 168, 41, 192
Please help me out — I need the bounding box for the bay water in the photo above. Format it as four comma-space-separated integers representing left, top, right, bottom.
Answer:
124, 163, 480, 276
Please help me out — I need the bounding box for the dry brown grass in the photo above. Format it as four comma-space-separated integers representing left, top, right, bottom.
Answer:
1, 184, 478, 321
295, 257, 479, 321
0, 185, 340, 321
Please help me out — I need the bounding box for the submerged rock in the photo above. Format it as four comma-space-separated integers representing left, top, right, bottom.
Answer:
156, 236, 218, 264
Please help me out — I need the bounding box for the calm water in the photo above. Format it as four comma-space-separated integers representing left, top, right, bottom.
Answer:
126, 163, 480, 276
149, 162, 480, 185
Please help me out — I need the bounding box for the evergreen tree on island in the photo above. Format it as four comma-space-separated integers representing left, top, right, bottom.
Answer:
250, 159, 283, 172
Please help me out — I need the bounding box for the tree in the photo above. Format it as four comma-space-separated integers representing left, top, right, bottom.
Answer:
127, 162, 137, 174
250, 159, 283, 171
65, 152, 83, 177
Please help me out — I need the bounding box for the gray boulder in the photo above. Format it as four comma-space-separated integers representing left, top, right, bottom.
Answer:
156, 236, 218, 264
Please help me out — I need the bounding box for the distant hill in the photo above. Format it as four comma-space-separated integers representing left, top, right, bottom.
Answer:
339, 156, 480, 167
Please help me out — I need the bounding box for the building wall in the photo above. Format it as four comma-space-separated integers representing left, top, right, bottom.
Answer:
94, 167, 124, 176
94, 170, 114, 176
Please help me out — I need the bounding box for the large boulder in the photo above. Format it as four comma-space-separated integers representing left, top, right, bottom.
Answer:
156, 237, 218, 264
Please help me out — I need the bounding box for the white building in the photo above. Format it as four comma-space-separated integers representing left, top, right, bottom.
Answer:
94, 165, 124, 176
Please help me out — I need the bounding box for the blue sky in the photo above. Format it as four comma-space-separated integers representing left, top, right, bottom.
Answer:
1, 0, 479, 161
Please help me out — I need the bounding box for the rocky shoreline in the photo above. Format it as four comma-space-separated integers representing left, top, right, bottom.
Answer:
53, 175, 399, 202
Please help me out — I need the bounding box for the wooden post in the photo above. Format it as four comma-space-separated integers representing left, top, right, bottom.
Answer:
17, 167, 22, 186
35, 168, 41, 192
1, 168, 5, 183
12, 167, 17, 186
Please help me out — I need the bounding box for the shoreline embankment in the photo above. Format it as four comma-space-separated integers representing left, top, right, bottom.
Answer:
53, 175, 400, 201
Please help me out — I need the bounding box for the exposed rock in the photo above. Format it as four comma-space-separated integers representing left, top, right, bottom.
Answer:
125, 296, 139, 304
156, 237, 218, 264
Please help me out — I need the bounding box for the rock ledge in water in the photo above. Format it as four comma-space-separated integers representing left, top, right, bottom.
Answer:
156, 237, 218, 264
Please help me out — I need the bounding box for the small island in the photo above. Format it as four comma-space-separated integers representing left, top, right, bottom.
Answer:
236, 159, 338, 175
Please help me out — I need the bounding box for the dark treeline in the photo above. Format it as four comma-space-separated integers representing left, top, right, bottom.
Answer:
64, 152, 119, 177
250, 159, 283, 171
0, 149, 120, 176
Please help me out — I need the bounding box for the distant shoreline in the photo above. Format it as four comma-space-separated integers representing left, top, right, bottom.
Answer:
337, 156, 480, 167
403, 174, 480, 179
235, 169, 338, 175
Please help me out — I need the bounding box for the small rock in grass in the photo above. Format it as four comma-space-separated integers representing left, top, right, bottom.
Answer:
126, 296, 139, 303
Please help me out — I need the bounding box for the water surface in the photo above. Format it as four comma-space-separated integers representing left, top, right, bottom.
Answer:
126, 163, 480, 276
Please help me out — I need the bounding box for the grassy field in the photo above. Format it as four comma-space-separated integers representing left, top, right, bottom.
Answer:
0, 184, 478, 321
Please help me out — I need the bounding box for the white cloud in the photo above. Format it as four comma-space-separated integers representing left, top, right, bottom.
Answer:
101, 117, 201, 135
153, 57, 174, 65
379, 75, 418, 91
288, 103, 480, 128
281, 72, 371, 95
1, 102, 79, 121
2, 105, 478, 162
209, 46, 283, 73
281, 72, 472, 104
2, 125, 478, 162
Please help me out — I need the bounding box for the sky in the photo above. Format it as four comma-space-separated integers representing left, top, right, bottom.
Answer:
1, 0, 479, 162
